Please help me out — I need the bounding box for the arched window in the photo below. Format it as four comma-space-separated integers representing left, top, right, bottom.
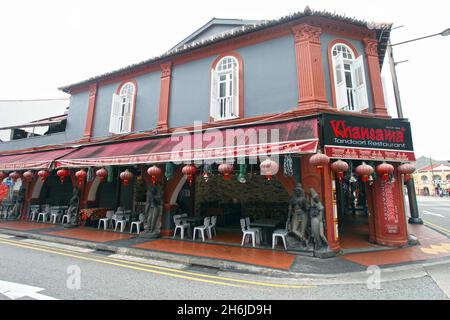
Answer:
433, 175, 441, 183
109, 81, 136, 134
210, 56, 239, 120
421, 175, 428, 182
446, 174, 450, 181
331, 43, 368, 112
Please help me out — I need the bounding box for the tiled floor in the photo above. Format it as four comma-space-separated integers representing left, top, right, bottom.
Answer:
0, 220, 57, 231
341, 224, 450, 266
339, 224, 379, 249
132, 239, 296, 270
44, 227, 135, 243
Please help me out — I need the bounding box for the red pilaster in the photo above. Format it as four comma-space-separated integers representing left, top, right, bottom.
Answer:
83, 83, 98, 140
157, 62, 173, 131
363, 39, 389, 116
291, 24, 329, 109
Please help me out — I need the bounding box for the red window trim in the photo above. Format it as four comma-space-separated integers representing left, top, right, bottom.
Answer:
209, 52, 244, 123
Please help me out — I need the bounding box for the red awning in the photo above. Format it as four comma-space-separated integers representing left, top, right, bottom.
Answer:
0, 148, 76, 171
56, 118, 319, 168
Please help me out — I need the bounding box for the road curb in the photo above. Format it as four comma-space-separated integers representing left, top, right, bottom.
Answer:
1, 228, 449, 283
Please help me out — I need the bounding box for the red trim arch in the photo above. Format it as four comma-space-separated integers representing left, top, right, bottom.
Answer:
327, 39, 360, 110
115, 79, 139, 132
209, 52, 244, 123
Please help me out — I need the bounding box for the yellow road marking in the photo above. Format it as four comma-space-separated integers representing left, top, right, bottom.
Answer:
424, 220, 450, 235
0, 238, 312, 289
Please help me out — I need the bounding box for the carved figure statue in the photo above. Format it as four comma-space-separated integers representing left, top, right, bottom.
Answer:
287, 183, 310, 245
309, 188, 328, 251
8, 185, 25, 220
66, 187, 80, 226
143, 186, 163, 237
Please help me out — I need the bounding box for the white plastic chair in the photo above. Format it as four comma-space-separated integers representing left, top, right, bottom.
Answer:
193, 217, 210, 241
130, 214, 145, 234
37, 207, 50, 223
98, 210, 114, 230
207, 216, 217, 238
240, 218, 258, 247
245, 217, 262, 242
61, 213, 70, 224
173, 215, 191, 239
29, 206, 40, 221
272, 219, 289, 250
50, 208, 63, 224
115, 218, 128, 232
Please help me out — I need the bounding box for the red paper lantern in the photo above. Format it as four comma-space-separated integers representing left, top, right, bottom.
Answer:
38, 170, 50, 182
309, 150, 330, 173
182, 164, 197, 186
0, 171, 8, 181
96, 168, 108, 182
376, 162, 395, 182
120, 169, 134, 186
331, 160, 349, 182
75, 169, 87, 187
22, 170, 34, 182
218, 163, 234, 181
9, 171, 21, 182
147, 165, 162, 186
398, 163, 416, 182
57, 168, 70, 184
260, 158, 279, 181
355, 162, 374, 182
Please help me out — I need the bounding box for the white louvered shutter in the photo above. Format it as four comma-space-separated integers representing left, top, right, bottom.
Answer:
332, 53, 348, 110
353, 55, 369, 111
109, 93, 121, 134
210, 68, 219, 120
122, 91, 134, 133
231, 64, 239, 117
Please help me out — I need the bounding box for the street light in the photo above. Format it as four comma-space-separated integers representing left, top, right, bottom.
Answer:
387, 27, 449, 224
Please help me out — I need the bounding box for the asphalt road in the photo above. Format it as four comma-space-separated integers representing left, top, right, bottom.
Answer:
407, 196, 450, 235
0, 236, 447, 300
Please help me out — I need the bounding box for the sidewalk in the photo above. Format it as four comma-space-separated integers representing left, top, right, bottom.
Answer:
0, 219, 449, 277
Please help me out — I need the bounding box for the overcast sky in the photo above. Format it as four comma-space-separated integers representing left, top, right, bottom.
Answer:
0, 0, 449, 159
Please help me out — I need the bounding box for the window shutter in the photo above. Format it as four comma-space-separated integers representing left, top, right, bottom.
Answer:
353, 55, 369, 111
231, 64, 239, 117
109, 93, 121, 134
210, 68, 219, 120
122, 91, 134, 133
332, 53, 348, 110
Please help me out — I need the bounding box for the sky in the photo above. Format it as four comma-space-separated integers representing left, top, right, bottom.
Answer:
0, 0, 449, 159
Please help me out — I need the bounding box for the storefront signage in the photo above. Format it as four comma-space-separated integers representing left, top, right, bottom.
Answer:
322, 114, 415, 162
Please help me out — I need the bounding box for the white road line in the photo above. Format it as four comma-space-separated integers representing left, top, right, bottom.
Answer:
20, 239, 95, 253
107, 254, 186, 269
423, 211, 445, 218
0, 280, 58, 300
0, 234, 14, 239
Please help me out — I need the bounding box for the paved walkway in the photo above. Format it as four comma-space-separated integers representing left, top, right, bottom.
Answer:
0, 219, 449, 274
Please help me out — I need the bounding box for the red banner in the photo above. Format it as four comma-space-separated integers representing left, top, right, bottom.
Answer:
324, 146, 416, 162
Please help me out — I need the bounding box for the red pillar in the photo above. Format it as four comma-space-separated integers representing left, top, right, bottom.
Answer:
82, 83, 98, 141
291, 24, 329, 110
363, 39, 389, 117
157, 62, 172, 132
368, 167, 408, 246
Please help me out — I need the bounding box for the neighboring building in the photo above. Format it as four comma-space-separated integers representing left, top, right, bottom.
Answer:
414, 163, 450, 196
0, 8, 417, 254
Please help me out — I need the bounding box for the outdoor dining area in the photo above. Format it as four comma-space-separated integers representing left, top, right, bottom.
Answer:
172, 213, 288, 250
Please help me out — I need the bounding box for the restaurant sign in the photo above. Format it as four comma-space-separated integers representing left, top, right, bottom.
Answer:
322, 114, 415, 162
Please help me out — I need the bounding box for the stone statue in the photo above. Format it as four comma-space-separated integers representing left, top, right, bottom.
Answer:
141, 185, 163, 238
287, 183, 310, 247
8, 185, 25, 220
309, 188, 329, 252
64, 187, 80, 228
